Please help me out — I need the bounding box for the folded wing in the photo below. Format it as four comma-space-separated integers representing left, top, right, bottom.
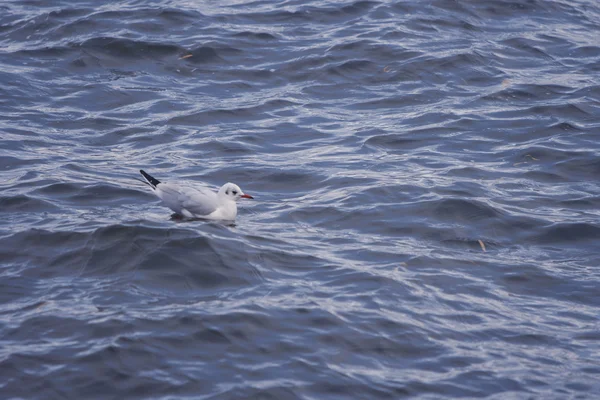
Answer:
180, 186, 219, 217
156, 182, 219, 217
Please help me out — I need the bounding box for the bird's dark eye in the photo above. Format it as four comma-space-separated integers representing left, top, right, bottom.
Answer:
232, 190, 238, 195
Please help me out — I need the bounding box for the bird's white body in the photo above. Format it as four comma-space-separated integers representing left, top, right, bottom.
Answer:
155, 182, 238, 220
140, 170, 252, 221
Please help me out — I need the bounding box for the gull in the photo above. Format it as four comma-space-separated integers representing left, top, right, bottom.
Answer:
139, 170, 253, 220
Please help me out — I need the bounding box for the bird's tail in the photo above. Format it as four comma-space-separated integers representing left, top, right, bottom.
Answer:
140, 170, 161, 189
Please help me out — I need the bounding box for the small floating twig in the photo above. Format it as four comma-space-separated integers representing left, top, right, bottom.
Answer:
478, 239, 486, 252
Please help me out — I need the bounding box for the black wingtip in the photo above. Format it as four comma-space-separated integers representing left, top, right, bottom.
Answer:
140, 170, 161, 188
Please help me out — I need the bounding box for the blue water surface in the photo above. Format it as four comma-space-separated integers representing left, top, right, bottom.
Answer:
1, 0, 600, 398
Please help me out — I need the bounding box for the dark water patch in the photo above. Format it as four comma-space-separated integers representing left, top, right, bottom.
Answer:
507, 146, 600, 181
80, 37, 181, 60
421, 15, 481, 33
0, 194, 59, 213
363, 129, 446, 150
0, 155, 44, 170
0, 275, 35, 304
231, 1, 378, 25
533, 222, 600, 245
499, 262, 600, 306
432, 51, 491, 73
339, 0, 380, 15
481, 84, 575, 103
501, 37, 556, 57
169, 99, 298, 126
33, 182, 81, 197
431, 198, 502, 222
232, 31, 278, 41
326, 59, 381, 79
538, 121, 582, 135
289, 206, 351, 229
353, 90, 447, 110
555, 157, 600, 180
0, 72, 51, 107
327, 39, 375, 53
58, 183, 152, 206
569, 44, 600, 59
512, 146, 593, 164
246, 169, 325, 192
0, 225, 261, 293
439, 237, 499, 252
174, 138, 254, 157
519, 170, 569, 185
0, 229, 88, 277
574, 84, 600, 101
92, 126, 154, 146
44, 7, 93, 21
249, 123, 328, 148
226, 9, 312, 24
527, 103, 591, 119
47, 18, 104, 42
169, 105, 259, 126
247, 247, 325, 277
464, 0, 558, 18
575, 331, 600, 341
156, 7, 206, 23
559, 196, 600, 210
12, 46, 74, 61
4, 314, 90, 343
179, 46, 222, 64
277, 55, 336, 81
185, 44, 243, 60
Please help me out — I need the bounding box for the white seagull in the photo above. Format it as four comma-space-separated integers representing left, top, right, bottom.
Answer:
139, 170, 253, 220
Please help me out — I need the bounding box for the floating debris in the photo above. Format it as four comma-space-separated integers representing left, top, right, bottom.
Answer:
514, 154, 540, 166
478, 240, 486, 252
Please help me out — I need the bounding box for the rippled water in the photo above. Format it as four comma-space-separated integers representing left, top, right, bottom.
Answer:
2, 0, 600, 398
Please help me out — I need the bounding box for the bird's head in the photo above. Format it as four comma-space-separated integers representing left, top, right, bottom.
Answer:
218, 183, 253, 202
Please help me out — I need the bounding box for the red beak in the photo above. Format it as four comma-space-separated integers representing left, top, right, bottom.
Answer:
241, 194, 254, 199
